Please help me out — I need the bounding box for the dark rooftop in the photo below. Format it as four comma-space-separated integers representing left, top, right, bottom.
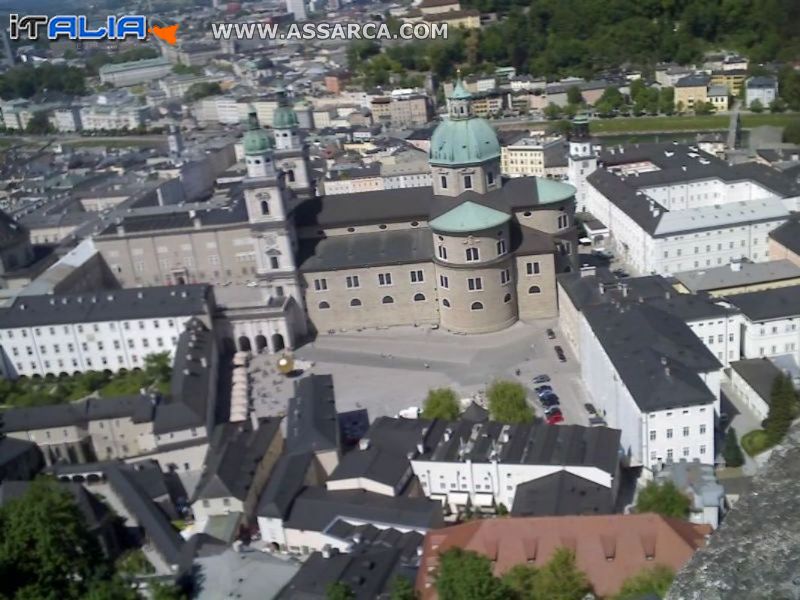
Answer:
510, 471, 614, 517
729, 358, 783, 402
725, 284, 800, 321
285, 374, 339, 455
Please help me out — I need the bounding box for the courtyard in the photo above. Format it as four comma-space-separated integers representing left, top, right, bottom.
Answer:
247, 319, 594, 427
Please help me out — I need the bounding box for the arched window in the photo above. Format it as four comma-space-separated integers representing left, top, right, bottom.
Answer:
504, 293, 512, 304
413, 293, 425, 302
471, 301, 484, 311
382, 296, 394, 304
350, 298, 362, 307
529, 285, 541, 294
260, 200, 270, 215
318, 301, 330, 309
442, 298, 451, 308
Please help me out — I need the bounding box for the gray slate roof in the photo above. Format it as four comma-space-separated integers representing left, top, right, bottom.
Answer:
511, 471, 614, 517
673, 260, 800, 294
154, 318, 217, 435
0, 285, 210, 328
582, 302, 721, 412
193, 418, 282, 501
285, 374, 339, 455
768, 219, 800, 254
327, 444, 411, 489
729, 358, 782, 401
283, 486, 442, 533
725, 284, 800, 321
256, 451, 315, 519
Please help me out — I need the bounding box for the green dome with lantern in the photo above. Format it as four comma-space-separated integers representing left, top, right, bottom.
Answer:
273, 105, 299, 129
429, 77, 501, 167
242, 108, 273, 156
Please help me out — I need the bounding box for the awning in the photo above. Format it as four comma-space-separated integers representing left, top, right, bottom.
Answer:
447, 491, 470, 506
474, 493, 495, 508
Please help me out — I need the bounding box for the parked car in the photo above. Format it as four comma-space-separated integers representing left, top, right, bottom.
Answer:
546, 328, 556, 339
533, 374, 551, 384
540, 394, 560, 407
584, 403, 597, 415
554, 346, 566, 362
535, 385, 553, 394
546, 411, 564, 425
544, 405, 561, 416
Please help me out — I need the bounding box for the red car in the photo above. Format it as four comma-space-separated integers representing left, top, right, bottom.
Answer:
546, 410, 564, 425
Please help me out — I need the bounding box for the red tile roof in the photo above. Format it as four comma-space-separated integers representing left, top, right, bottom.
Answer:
416, 513, 710, 598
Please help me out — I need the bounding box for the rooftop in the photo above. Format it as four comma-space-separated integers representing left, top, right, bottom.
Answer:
729, 358, 783, 401
510, 471, 614, 517
285, 374, 339, 455
725, 284, 800, 321
673, 260, 800, 294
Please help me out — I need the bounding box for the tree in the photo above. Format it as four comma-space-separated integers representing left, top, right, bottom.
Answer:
487, 380, 532, 423
722, 427, 745, 468
783, 119, 800, 144
185, 82, 222, 102
25, 111, 53, 135
769, 98, 787, 113
566, 85, 583, 106
422, 388, 460, 420
326, 581, 355, 600
765, 373, 796, 444
635, 481, 690, 519
597, 86, 625, 112
496, 502, 508, 516
0, 478, 110, 599
144, 351, 172, 384
614, 564, 675, 600
659, 87, 675, 115
694, 101, 715, 115
389, 575, 417, 600
83, 578, 139, 600
534, 548, 592, 600
749, 98, 764, 113
151, 582, 189, 600
436, 548, 509, 600
543, 103, 563, 120
502, 564, 538, 598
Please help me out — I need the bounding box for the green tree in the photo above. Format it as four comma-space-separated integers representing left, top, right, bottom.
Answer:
534, 548, 592, 600
151, 582, 189, 600
326, 581, 355, 600
422, 388, 460, 420
749, 98, 764, 113
783, 119, 800, 144
487, 380, 532, 423
496, 502, 508, 516
658, 87, 675, 115
25, 111, 53, 134
769, 98, 787, 113
185, 82, 222, 102
436, 548, 509, 600
144, 351, 172, 384
765, 373, 796, 445
635, 481, 690, 519
543, 103, 563, 120
389, 575, 417, 600
0, 478, 109, 599
694, 101, 715, 115
566, 85, 583, 106
83, 578, 139, 600
722, 427, 745, 468
614, 564, 674, 600
502, 564, 538, 598
597, 86, 625, 112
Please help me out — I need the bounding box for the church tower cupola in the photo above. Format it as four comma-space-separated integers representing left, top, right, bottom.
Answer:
242, 106, 276, 179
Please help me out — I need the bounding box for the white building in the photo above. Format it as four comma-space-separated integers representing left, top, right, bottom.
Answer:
98, 57, 172, 87
50, 107, 82, 132
727, 285, 800, 374
285, 0, 307, 20
745, 76, 778, 109
581, 144, 798, 275
501, 133, 564, 178
0, 285, 213, 378
579, 301, 720, 471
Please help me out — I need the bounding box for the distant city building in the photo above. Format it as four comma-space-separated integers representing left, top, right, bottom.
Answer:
99, 57, 172, 87
285, 0, 308, 21
675, 74, 711, 110
746, 76, 779, 109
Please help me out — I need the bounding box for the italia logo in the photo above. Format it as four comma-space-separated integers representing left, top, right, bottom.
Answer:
8, 14, 179, 45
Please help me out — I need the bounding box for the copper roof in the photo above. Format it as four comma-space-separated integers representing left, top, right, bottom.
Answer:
416, 513, 710, 598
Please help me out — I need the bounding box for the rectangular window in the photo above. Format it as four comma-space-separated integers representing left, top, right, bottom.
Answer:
378, 273, 393, 286
501, 269, 511, 285
649, 430, 656, 441
270, 256, 279, 269
313, 278, 327, 291
699, 424, 706, 435
682, 426, 689, 437
439, 275, 449, 289
467, 277, 483, 291
440, 175, 447, 189
438, 245, 448, 260
700, 445, 706, 455
496, 239, 506, 255
667, 448, 674, 461
346, 275, 360, 289
466, 247, 479, 262
666, 428, 673, 439
464, 175, 473, 189
410, 270, 424, 283
526, 262, 540, 275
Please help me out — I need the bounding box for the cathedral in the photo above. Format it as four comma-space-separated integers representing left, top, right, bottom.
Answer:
95, 80, 579, 351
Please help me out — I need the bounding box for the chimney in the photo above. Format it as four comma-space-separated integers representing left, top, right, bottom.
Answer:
730, 261, 742, 272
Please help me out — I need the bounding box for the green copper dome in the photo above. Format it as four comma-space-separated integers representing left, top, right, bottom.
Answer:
429, 117, 501, 166
242, 109, 273, 155
273, 105, 299, 129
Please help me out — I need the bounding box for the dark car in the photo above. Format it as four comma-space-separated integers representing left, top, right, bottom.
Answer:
533, 374, 551, 384
546, 328, 556, 339
554, 346, 567, 362
540, 394, 560, 407
584, 403, 597, 415
536, 385, 553, 394
544, 405, 561, 416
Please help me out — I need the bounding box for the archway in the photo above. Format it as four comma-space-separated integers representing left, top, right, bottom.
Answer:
271, 333, 285, 353
238, 336, 252, 352
255, 335, 268, 353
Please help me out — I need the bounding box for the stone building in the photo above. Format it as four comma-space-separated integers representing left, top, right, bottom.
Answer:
94, 81, 577, 348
